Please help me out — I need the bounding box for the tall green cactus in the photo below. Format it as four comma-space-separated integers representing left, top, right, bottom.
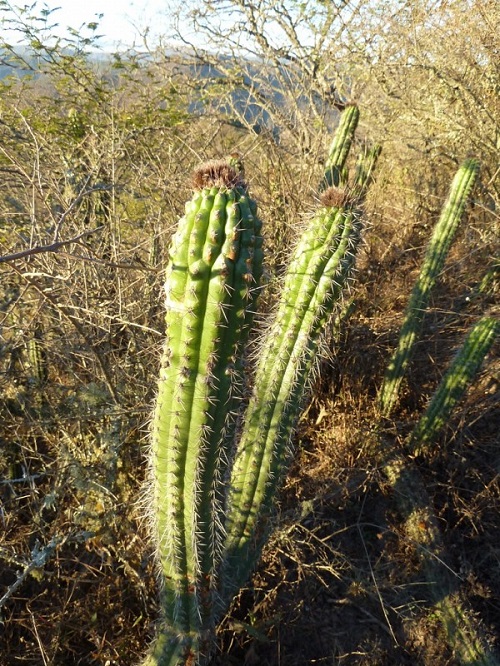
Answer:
143, 160, 263, 666
143, 105, 373, 665
221, 186, 364, 597
379, 158, 480, 417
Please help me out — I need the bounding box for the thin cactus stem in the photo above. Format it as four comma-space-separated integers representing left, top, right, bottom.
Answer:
384, 455, 498, 665
477, 260, 499, 296
26, 325, 47, 385
221, 187, 363, 597
323, 103, 360, 189
408, 317, 499, 456
379, 158, 480, 418
144, 160, 263, 666
381, 317, 499, 666
353, 143, 382, 196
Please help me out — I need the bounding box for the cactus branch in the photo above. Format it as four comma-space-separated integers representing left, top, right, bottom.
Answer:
408, 316, 499, 455
379, 158, 480, 417
323, 103, 360, 189
221, 188, 363, 597
382, 318, 499, 665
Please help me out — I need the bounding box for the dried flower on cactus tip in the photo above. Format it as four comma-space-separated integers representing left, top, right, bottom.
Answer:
320, 186, 352, 209
192, 159, 245, 190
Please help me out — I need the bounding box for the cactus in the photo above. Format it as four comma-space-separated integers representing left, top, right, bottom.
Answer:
26, 325, 47, 385
353, 143, 382, 195
143, 106, 374, 665
143, 160, 263, 666
323, 103, 360, 188
408, 316, 499, 455
221, 186, 364, 597
379, 158, 480, 417
383, 317, 499, 665
477, 260, 499, 295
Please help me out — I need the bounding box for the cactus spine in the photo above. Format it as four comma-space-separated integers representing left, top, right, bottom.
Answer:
221, 187, 364, 596
144, 161, 263, 666
379, 158, 480, 417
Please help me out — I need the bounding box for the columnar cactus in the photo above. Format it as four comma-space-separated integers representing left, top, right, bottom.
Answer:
144, 106, 374, 665
221, 186, 364, 597
143, 160, 263, 666
379, 158, 480, 417
383, 316, 499, 666
26, 325, 47, 385
323, 103, 360, 188
408, 316, 499, 455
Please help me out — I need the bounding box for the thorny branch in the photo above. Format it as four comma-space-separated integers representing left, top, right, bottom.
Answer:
0, 226, 103, 264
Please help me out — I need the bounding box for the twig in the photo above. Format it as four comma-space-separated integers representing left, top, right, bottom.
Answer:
0, 226, 104, 264
0, 536, 63, 610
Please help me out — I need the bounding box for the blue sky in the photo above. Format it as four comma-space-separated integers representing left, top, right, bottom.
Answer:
1, 0, 170, 49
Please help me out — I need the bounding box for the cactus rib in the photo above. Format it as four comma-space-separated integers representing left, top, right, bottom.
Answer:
379, 158, 480, 417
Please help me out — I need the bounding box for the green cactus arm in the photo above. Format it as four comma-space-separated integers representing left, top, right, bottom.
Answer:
353, 143, 382, 196
382, 317, 498, 665
222, 188, 363, 595
379, 158, 480, 417
323, 103, 360, 188
145, 160, 263, 665
26, 330, 47, 385
408, 316, 499, 456
477, 260, 499, 295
